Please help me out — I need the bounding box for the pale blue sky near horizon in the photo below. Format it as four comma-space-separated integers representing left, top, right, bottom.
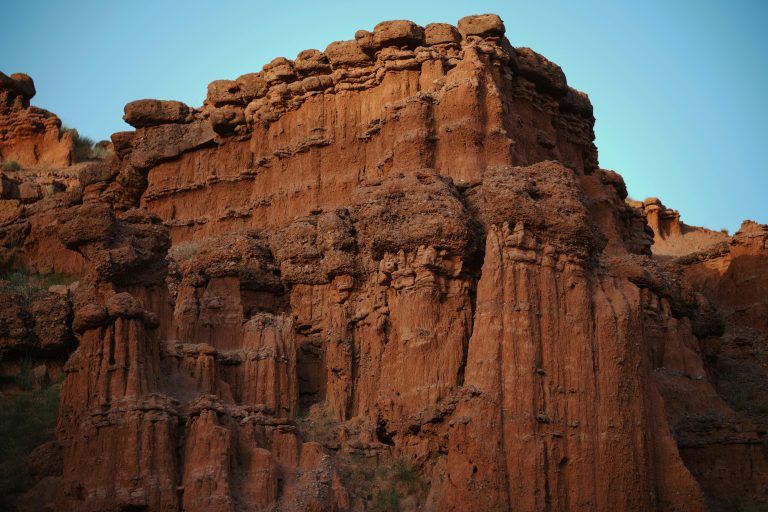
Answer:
1, 0, 766, 232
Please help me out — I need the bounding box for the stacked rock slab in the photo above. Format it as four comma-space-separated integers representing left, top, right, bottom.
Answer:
3, 14, 767, 512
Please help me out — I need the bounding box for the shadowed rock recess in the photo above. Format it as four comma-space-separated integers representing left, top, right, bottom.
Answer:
1, 14, 767, 512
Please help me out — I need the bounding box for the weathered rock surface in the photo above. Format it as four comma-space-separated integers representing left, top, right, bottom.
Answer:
123, 99, 192, 128
630, 197, 729, 257
0, 72, 75, 168
1, 13, 766, 512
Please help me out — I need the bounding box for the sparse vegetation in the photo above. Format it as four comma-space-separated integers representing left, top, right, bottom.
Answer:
294, 405, 426, 509
337, 452, 426, 511
371, 488, 400, 512
170, 240, 202, 263
730, 387, 752, 411
12, 357, 34, 391
90, 143, 111, 160
0, 379, 61, 501
61, 125, 111, 161
294, 403, 339, 446
2, 270, 76, 302
727, 497, 768, 512
336, 450, 378, 505
293, 405, 423, 508
1, 160, 22, 171
387, 457, 421, 492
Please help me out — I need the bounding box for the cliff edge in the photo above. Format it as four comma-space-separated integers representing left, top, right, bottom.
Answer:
1, 14, 766, 512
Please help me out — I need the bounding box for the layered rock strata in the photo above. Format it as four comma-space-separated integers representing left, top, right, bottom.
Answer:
1, 13, 766, 512
629, 197, 729, 257
0, 72, 75, 168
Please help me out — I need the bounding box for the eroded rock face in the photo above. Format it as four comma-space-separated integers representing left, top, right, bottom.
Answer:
619, 199, 768, 508
630, 197, 730, 257
0, 72, 75, 168
136, 14, 597, 242
2, 13, 767, 512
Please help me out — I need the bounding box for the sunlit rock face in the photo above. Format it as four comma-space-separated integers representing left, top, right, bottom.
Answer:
0, 72, 75, 168
2, 13, 767, 512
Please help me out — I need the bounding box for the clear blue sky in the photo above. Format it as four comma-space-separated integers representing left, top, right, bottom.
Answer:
2, 0, 766, 232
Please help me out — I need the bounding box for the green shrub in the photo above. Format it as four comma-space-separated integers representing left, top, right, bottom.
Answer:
12, 357, 34, 391
338, 453, 425, 510
2, 270, 76, 302
90, 144, 111, 160
0, 382, 60, 498
727, 497, 768, 512
730, 387, 753, 411
371, 488, 400, 512
61, 125, 109, 161
170, 241, 201, 263
336, 449, 377, 504
390, 457, 421, 492
295, 403, 339, 446
1, 160, 21, 171
5, 271, 37, 300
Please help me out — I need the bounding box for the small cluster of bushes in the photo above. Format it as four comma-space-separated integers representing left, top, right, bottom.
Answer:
12, 357, 35, 391
0, 377, 61, 500
295, 403, 426, 510
169, 241, 201, 263
294, 403, 339, 446
1, 160, 22, 171
60, 125, 111, 161
371, 457, 424, 511
727, 497, 768, 512
1, 125, 110, 170
728, 386, 768, 415
338, 451, 425, 512
2, 270, 76, 302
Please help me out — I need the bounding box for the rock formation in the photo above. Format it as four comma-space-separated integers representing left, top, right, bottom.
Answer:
0, 72, 75, 168
1, 13, 767, 512
629, 197, 730, 257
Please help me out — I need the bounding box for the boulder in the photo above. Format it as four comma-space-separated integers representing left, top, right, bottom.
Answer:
105, 292, 142, 318
294, 49, 331, 76
72, 303, 107, 333
123, 99, 191, 128
372, 20, 425, 48
324, 40, 373, 68
457, 13, 505, 37
425, 23, 462, 45
210, 105, 245, 135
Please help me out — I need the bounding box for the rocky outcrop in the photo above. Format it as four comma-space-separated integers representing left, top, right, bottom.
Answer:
133, 13, 597, 242
629, 197, 729, 257
626, 199, 768, 508
677, 221, 768, 338
1, 13, 766, 512
0, 72, 75, 168
0, 285, 74, 358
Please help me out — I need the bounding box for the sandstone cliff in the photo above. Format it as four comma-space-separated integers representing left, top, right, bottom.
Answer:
1, 13, 767, 512
0, 72, 75, 169
628, 197, 730, 257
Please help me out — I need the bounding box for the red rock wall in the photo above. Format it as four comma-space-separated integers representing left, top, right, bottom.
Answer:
132, 23, 595, 243
430, 226, 705, 510
2, 14, 766, 512
0, 72, 74, 169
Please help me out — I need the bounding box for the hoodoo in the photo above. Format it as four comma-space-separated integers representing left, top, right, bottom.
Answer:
1, 14, 766, 512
